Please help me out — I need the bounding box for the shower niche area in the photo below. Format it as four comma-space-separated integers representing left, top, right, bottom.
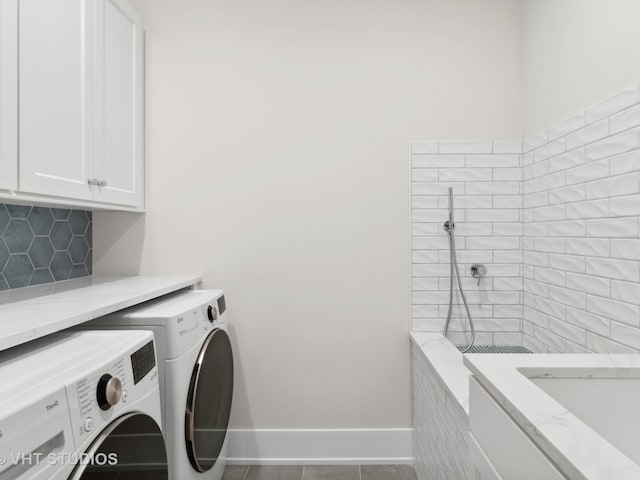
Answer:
410, 83, 640, 480
411, 82, 640, 355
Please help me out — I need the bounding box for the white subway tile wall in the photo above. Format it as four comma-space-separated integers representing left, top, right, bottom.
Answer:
411, 343, 469, 480
411, 141, 523, 346
523, 82, 640, 353
411, 82, 640, 353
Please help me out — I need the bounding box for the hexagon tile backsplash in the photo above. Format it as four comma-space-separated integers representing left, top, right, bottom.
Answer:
0, 203, 92, 290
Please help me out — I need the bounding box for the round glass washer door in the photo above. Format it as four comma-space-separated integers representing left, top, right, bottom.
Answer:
185, 328, 234, 472
69, 412, 168, 480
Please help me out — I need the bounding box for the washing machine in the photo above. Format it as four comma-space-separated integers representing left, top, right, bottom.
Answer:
84, 290, 233, 480
0, 329, 168, 480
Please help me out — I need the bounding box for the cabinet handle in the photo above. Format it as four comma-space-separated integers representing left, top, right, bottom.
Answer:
99, 180, 108, 187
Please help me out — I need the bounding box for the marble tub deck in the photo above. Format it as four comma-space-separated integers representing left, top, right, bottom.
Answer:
465, 353, 640, 480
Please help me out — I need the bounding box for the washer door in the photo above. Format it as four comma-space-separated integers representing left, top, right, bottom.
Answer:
69, 412, 168, 479
185, 328, 234, 472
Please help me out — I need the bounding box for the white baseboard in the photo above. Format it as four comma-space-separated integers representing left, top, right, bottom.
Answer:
225, 428, 413, 465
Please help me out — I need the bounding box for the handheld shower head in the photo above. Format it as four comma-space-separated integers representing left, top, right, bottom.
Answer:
443, 187, 455, 233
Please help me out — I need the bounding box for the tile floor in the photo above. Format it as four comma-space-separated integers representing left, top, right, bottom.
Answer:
223, 465, 417, 480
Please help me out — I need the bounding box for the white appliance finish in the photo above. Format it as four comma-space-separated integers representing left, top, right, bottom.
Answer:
86, 289, 233, 480
0, 329, 167, 479
0, 0, 144, 210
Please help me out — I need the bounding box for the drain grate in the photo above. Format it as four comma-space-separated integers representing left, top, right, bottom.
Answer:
457, 345, 533, 354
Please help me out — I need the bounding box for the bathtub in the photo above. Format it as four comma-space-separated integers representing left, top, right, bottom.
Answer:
410, 332, 531, 480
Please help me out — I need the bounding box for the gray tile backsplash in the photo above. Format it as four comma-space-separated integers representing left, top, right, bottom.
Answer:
0, 204, 92, 290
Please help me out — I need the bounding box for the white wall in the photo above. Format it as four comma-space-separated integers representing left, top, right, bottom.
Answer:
524, 0, 640, 135
94, 0, 523, 434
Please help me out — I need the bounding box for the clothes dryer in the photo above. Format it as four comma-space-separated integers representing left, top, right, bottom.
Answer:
85, 290, 233, 480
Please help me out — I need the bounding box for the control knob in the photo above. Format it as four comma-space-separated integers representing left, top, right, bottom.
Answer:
97, 374, 122, 411
207, 305, 218, 323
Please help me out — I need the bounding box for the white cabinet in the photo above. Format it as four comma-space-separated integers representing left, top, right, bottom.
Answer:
19, 0, 96, 201
3, 0, 144, 210
94, 0, 144, 207
468, 433, 503, 480
468, 377, 568, 480
0, 0, 18, 191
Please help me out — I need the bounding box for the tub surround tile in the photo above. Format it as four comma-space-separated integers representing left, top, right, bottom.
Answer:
585, 83, 640, 124
549, 112, 586, 141
585, 128, 639, 161
410, 149, 524, 346
524, 130, 549, 152
610, 104, 640, 134
413, 82, 640, 357
411, 141, 438, 155
411, 333, 470, 480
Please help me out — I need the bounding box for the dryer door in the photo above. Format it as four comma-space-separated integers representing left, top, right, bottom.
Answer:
185, 328, 234, 472
68, 413, 168, 479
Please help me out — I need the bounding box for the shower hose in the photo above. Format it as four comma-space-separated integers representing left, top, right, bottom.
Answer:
442, 188, 476, 352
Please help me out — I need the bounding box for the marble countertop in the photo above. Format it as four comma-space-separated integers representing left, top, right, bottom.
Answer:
0, 275, 201, 351
464, 353, 640, 480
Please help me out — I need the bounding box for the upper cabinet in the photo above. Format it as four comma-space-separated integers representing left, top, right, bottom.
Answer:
19, 0, 96, 201
0, 0, 18, 191
2, 0, 144, 211
95, 0, 144, 207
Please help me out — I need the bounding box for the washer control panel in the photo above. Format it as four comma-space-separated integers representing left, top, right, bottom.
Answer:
131, 340, 156, 384
68, 341, 158, 449
203, 294, 225, 324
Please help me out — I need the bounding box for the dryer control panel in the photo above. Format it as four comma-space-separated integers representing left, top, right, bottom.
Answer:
163, 292, 226, 359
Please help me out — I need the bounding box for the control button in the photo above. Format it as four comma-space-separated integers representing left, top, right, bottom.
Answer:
84, 417, 93, 432
207, 305, 218, 323
122, 390, 128, 403
97, 374, 123, 411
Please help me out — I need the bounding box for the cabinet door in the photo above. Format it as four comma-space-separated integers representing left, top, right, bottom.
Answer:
0, 0, 18, 191
94, 0, 144, 207
469, 378, 567, 480
19, 0, 95, 200
468, 432, 503, 480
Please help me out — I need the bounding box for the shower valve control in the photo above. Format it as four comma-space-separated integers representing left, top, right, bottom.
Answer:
471, 263, 487, 285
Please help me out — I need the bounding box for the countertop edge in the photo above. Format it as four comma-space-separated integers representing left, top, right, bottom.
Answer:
0, 275, 202, 352
464, 354, 640, 480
